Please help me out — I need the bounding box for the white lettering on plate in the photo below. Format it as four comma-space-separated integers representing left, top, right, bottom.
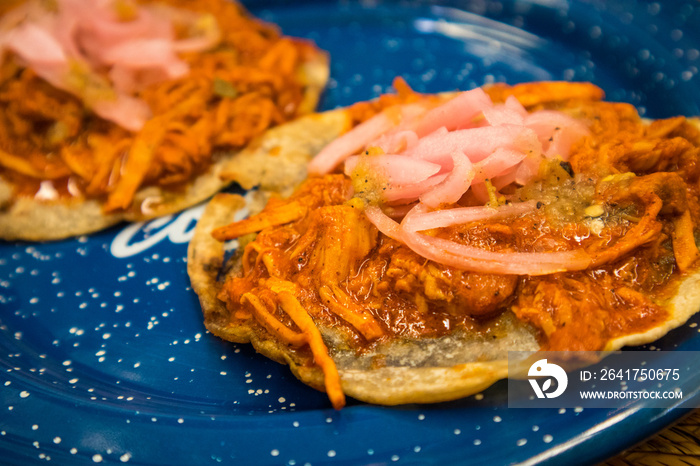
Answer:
110, 205, 205, 258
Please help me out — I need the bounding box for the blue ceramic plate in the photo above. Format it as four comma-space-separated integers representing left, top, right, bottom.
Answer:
2, 1, 700, 464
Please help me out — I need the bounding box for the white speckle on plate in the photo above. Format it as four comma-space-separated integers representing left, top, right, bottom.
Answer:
19, 391, 30, 398
92, 454, 103, 463
517, 439, 527, 447
120, 453, 131, 462
53, 437, 61, 444
543, 435, 553, 443
474, 439, 482, 446
417, 414, 425, 420
271, 450, 279, 457
391, 454, 400, 461
453, 429, 461, 435
493, 416, 502, 423
327, 450, 336, 458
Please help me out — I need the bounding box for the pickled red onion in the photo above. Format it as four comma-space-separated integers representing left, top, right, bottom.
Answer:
524, 110, 589, 159
382, 173, 448, 203
473, 148, 527, 183
308, 104, 429, 175
366, 204, 592, 275
0, 0, 221, 131
401, 227, 592, 275
409, 87, 493, 136
419, 151, 474, 208
401, 201, 538, 232
311, 83, 592, 275
344, 154, 441, 185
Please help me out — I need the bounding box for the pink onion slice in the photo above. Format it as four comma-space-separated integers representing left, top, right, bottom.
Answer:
403, 125, 536, 165
401, 228, 592, 275
382, 173, 449, 203
323, 80, 594, 275
308, 103, 428, 175
483, 105, 524, 127
419, 151, 474, 208
490, 169, 518, 190
371, 130, 419, 154
504, 95, 528, 118
364, 203, 592, 275
364, 205, 404, 241
473, 147, 527, 183
0, 0, 221, 132
524, 110, 589, 159
92, 97, 152, 133
343, 154, 441, 185
409, 87, 493, 137
401, 200, 538, 232
4, 23, 66, 65
514, 154, 542, 185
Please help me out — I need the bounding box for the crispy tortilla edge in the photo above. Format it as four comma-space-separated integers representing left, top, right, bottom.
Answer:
605, 271, 700, 350
187, 192, 324, 391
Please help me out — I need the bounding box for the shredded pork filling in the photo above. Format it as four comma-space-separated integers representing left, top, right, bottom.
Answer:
212, 82, 700, 408
0, 0, 324, 211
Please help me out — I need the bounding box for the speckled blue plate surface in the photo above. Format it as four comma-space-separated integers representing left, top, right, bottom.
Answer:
2, 1, 700, 464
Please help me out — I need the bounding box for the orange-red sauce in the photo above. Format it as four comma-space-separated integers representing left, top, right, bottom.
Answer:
216, 83, 700, 354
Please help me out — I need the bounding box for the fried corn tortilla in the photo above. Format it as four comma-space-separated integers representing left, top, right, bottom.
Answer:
189, 81, 700, 408
0, 0, 329, 241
